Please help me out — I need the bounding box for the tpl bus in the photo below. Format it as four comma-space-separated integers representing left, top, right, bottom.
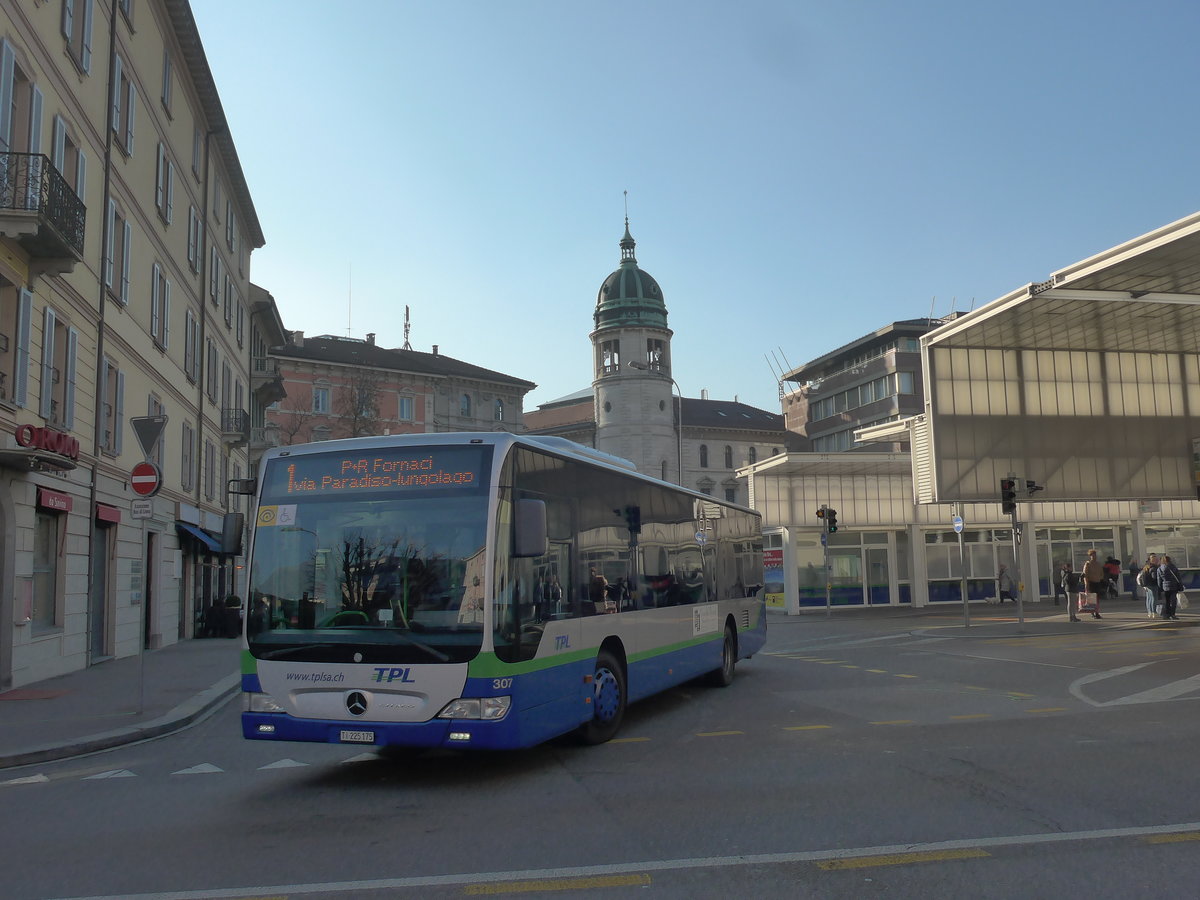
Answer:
241, 432, 765, 750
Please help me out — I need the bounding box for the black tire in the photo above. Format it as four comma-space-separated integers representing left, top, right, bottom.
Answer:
705, 625, 737, 687
578, 649, 626, 745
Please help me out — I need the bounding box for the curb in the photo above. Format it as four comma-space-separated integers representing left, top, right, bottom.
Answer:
0, 673, 240, 771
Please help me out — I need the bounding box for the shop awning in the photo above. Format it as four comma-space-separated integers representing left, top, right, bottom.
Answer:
175, 521, 223, 553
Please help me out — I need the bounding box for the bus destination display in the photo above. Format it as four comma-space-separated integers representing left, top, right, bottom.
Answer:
262, 446, 486, 499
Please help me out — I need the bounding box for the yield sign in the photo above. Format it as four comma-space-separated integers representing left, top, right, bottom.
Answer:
130, 415, 167, 459
130, 461, 162, 497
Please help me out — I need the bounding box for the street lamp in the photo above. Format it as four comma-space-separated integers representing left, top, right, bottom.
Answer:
626, 360, 683, 484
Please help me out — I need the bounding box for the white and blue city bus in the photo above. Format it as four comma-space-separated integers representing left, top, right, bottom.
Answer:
241, 432, 765, 750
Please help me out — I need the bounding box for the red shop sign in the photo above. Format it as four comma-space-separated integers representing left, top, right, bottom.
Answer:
15, 423, 81, 460
37, 487, 73, 512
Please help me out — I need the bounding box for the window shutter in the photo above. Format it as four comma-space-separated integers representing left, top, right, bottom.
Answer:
162, 279, 171, 348
62, 0, 74, 39
76, 148, 85, 197
52, 115, 65, 169
81, 0, 93, 72
40, 306, 56, 419
13, 288, 31, 406
165, 159, 174, 222
104, 198, 115, 286
120, 220, 131, 301
28, 85, 42, 154
155, 143, 164, 209
114, 370, 125, 454
63, 328, 78, 428
0, 39, 14, 152
124, 81, 136, 152
110, 56, 122, 133
151, 262, 161, 336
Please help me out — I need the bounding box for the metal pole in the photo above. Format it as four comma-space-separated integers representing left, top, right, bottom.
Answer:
956, 503, 969, 628
1011, 507, 1025, 629
823, 506, 831, 617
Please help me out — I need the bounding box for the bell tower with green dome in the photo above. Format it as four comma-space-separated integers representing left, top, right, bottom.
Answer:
591, 219, 678, 482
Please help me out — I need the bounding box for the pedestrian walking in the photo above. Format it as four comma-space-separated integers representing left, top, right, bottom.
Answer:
1157, 554, 1184, 620
1054, 561, 1068, 606
997, 564, 1016, 603
1081, 549, 1105, 619
1138, 553, 1160, 618
1062, 563, 1085, 623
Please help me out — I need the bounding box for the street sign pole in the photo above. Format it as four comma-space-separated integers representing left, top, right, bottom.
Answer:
953, 504, 968, 628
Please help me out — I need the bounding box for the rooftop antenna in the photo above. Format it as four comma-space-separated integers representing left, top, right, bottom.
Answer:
949, 296, 957, 315
624, 189, 629, 224
402, 305, 412, 350
346, 263, 353, 337
927, 295, 936, 324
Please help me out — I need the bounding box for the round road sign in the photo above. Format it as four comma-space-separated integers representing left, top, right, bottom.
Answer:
952, 515, 964, 533
131, 461, 162, 497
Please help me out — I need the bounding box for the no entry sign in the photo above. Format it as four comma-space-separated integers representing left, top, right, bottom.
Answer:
131, 461, 162, 497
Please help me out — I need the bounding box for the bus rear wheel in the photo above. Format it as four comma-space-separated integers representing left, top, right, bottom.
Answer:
578, 649, 626, 745
705, 625, 736, 687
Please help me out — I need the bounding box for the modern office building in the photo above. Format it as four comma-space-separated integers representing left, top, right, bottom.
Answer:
0, 1, 262, 688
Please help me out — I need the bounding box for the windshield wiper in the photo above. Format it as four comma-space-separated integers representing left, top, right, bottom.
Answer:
256, 643, 344, 661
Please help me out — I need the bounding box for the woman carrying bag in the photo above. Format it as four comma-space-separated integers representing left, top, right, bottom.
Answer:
1157, 555, 1184, 621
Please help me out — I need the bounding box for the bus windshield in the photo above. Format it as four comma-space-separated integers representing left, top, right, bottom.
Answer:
246, 445, 490, 664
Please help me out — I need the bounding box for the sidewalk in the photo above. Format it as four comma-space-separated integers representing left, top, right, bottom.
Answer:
0, 637, 241, 770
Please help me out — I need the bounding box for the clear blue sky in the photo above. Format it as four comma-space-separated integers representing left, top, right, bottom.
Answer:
192, 0, 1200, 413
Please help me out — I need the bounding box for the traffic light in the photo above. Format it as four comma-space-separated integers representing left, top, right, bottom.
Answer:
1000, 478, 1017, 514
1026, 480, 1043, 496
816, 507, 826, 522
826, 508, 838, 533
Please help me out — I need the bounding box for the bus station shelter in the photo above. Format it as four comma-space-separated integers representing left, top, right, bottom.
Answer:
745, 211, 1200, 612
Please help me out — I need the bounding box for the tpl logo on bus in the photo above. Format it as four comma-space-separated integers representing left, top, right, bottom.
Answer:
372, 667, 416, 684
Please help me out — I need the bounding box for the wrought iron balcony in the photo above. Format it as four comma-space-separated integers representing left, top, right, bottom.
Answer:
250, 425, 282, 452
0, 153, 86, 273
221, 408, 249, 445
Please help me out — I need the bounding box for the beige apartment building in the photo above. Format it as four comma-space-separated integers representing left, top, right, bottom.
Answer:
0, 0, 263, 688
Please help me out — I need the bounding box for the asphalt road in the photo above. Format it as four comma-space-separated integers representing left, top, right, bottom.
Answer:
6, 610, 1200, 900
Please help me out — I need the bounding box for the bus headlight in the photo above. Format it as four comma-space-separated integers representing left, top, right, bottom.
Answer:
245, 692, 286, 713
437, 696, 511, 721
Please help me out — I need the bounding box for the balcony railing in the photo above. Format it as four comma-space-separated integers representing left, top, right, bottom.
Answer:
221, 408, 249, 445
250, 425, 282, 451
0, 153, 86, 265
251, 356, 286, 404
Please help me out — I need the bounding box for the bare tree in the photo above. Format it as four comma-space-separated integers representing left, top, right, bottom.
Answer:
335, 367, 387, 438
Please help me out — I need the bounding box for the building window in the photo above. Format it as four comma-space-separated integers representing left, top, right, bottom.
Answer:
460, 393, 471, 417
0, 283, 31, 405
699, 445, 708, 468
33, 510, 60, 630
161, 49, 173, 115
724, 446, 733, 468
204, 439, 215, 500
154, 143, 174, 223
181, 421, 195, 490
646, 338, 665, 371
206, 339, 218, 401
184, 309, 200, 382
187, 206, 202, 272
111, 54, 136, 154
312, 386, 330, 414
61, 0, 95, 73
600, 340, 620, 376
398, 395, 414, 421
749, 446, 757, 464
147, 395, 164, 465
105, 200, 132, 304
100, 358, 125, 454
50, 114, 87, 196
494, 398, 504, 422
725, 488, 737, 502
150, 263, 170, 349
192, 126, 202, 178
209, 247, 222, 304
39, 306, 77, 427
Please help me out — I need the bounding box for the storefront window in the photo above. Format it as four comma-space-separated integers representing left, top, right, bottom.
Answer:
33, 511, 60, 630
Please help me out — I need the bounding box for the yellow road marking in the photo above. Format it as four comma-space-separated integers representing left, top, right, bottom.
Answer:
696, 730, 743, 737
608, 736, 651, 744
465, 874, 652, 894
841, 664, 860, 669
1144, 832, 1200, 844
894, 674, 918, 679
1007, 692, 1034, 698
964, 685, 988, 691
816, 660, 849, 665
817, 848, 989, 870
950, 714, 992, 720
870, 719, 914, 726
784, 724, 832, 731
1025, 707, 1067, 713
867, 668, 887, 673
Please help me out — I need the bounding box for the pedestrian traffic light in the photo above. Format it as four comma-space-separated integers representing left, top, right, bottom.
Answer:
826, 508, 838, 533
1000, 478, 1017, 514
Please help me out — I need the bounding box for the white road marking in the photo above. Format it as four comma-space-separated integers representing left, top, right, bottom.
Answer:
1070, 663, 1200, 707
46, 819, 1200, 900
170, 763, 223, 775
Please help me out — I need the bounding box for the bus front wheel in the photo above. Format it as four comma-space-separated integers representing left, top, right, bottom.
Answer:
704, 625, 737, 687
579, 650, 626, 744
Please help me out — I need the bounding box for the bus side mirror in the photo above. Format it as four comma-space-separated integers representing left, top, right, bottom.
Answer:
513, 499, 547, 558
221, 512, 244, 555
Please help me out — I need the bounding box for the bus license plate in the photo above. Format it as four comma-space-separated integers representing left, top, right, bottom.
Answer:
339, 730, 375, 744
